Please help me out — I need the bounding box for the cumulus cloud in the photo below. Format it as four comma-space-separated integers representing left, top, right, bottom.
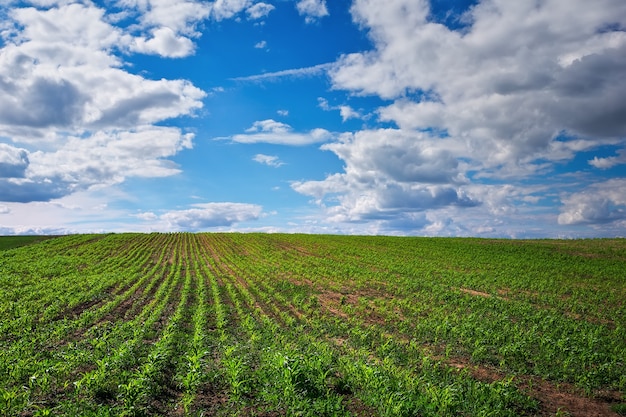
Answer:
227, 119, 333, 145
246, 2, 274, 20
589, 149, 626, 169
253, 154, 285, 167
296, 0, 328, 23
131, 27, 195, 57
126, 0, 211, 35
558, 179, 626, 225
0, 144, 29, 178
0, 2, 206, 204
160, 202, 263, 230
292, 129, 478, 224
0, 4, 206, 137
0, 127, 193, 203
291, 0, 626, 234
211, 0, 252, 21
318, 97, 362, 122
329, 0, 626, 164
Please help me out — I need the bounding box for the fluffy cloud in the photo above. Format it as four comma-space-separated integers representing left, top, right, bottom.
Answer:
0, 144, 29, 178
318, 97, 362, 122
0, 2, 206, 204
160, 202, 263, 230
246, 2, 275, 20
296, 0, 626, 234
558, 179, 626, 226
227, 119, 333, 145
131, 26, 195, 57
329, 0, 626, 164
253, 154, 285, 167
589, 149, 626, 169
0, 4, 206, 137
292, 129, 478, 224
296, 0, 329, 23
0, 127, 193, 203
123, 0, 211, 35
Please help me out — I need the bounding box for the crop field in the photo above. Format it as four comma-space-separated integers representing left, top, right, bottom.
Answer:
0, 233, 624, 416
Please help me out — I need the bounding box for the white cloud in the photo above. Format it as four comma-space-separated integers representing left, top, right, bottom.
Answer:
288, 0, 626, 235
0, 127, 193, 203
131, 26, 195, 57
211, 0, 252, 21
0, 190, 132, 235
0, 2, 206, 204
227, 119, 333, 145
292, 129, 477, 223
246, 2, 274, 20
0, 193, 263, 234
558, 179, 626, 225
131, 0, 211, 35
277, 109, 289, 117
135, 211, 158, 221
253, 154, 284, 167
160, 202, 263, 230
254, 40, 268, 49
0, 144, 29, 178
0, 4, 206, 137
296, 0, 328, 23
329, 0, 626, 165
318, 97, 362, 121
338, 106, 361, 122
589, 149, 626, 169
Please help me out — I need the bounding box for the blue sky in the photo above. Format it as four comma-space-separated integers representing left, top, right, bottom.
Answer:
1, 0, 625, 237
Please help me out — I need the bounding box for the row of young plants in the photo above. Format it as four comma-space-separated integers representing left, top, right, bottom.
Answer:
0, 233, 179, 415
0, 233, 623, 416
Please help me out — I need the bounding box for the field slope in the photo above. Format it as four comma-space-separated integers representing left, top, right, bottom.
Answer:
0, 233, 624, 416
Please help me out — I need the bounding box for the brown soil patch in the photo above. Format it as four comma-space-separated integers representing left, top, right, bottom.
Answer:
316, 289, 400, 325
316, 290, 353, 319
455, 287, 513, 301
457, 287, 492, 298
59, 296, 105, 320
344, 395, 379, 416
523, 378, 622, 417
445, 355, 622, 417
191, 386, 230, 415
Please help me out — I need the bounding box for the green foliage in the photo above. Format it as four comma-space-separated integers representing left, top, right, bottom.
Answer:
0, 233, 623, 415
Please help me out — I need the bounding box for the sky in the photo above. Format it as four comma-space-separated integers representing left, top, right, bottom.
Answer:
0, 0, 625, 237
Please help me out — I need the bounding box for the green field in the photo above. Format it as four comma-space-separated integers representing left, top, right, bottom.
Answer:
0, 235, 57, 251
0, 233, 624, 416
